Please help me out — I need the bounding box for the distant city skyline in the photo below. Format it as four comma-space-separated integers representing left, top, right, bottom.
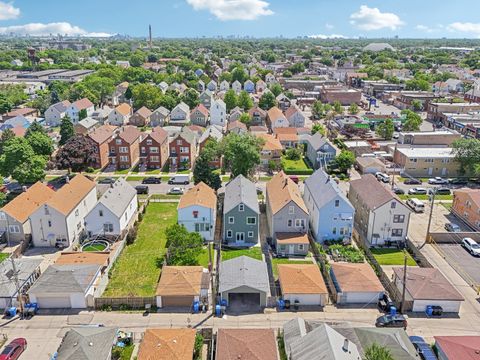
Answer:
1, 0, 480, 39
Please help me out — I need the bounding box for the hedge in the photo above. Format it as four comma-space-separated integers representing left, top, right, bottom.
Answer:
283, 168, 314, 175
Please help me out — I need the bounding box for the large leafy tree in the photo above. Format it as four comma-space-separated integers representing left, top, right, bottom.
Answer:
259, 92, 277, 110
59, 116, 75, 146
269, 83, 282, 97
131, 83, 163, 109
452, 138, 480, 175
25, 121, 47, 137
0, 137, 46, 183
193, 141, 222, 190
221, 133, 262, 178
376, 118, 394, 140
401, 110, 423, 131
0, 128, 15, 154
237, 91, 253, 110
26, 131, 54, 157
56, 135, 98, 172
224, 89, 237, 112
334, 150, 355, 174
181, 88, 200, 109
165, 224, 204, 266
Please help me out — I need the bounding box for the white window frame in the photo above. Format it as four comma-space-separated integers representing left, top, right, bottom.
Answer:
238, 204, 244, 212
228, 217, 234, 224
8, 225, 20, 233
246, 217, 256, 225
226, 230, 232, 238
288, 206, 295, 214
295, 219, 305, 227
298, 244, 305, 251
248, 231, 254, 238
0, 212, 5, 220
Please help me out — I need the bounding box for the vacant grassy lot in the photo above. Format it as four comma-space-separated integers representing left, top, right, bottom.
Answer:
150, 194, 181, 200
0, 252, 9, 263
221, 247, 263, 261
103, 202, 177, 297
371, 248, 417, 266
399, 194, 453, 201
271, 257, 313, 278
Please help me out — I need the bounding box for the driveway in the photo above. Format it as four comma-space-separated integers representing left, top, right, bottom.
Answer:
435, 243, 480, 287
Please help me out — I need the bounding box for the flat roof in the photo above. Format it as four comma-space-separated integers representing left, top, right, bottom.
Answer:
396, 147, 455, 158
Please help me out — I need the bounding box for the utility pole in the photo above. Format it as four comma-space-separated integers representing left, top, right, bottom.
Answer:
208, 242, 215, 309
400, 253, 407, 314
423, 188, 437, 247
10, 257, 24, 316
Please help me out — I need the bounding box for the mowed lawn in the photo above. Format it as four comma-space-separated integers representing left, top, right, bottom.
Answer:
371, 248, 417, 266
0, 252, 8, 263
271, 258, 314, 278
103, 203, 177, 297
221, 247, 263, 261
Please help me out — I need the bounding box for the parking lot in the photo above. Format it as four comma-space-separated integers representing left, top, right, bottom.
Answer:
435, 243, 480, 287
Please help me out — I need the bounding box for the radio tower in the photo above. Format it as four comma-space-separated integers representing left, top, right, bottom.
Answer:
148, 25, 152, 49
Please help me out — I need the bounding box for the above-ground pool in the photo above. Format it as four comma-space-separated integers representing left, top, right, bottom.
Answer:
81, 240, 110, 252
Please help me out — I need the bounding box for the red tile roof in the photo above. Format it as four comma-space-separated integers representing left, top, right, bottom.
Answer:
72, 98, 94, 110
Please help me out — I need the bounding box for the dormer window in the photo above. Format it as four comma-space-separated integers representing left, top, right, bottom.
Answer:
239, 204, 244, 212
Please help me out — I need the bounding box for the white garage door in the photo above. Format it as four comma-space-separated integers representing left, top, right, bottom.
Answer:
36, 296, 71, 309
341, 291, 383, 304
284, 294, 324, 306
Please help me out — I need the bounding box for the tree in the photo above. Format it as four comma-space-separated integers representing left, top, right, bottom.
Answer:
0, 128, 15, 154
193, 154, 222, 191
221, 133, 262, 178
239, 113, 252, 127
452, 138, 480, 175
334, 150, 355, 174
333, 101, 343, 115
270, 83, 282, 97
311, 123, 325, 136
26, 132, 54, 157
165, 224, 204, 266
181, 88, 200, 109
224, 89, 237, 112
0, 137, 46, 183
129, 52, 145, 67
231, 66, 248, 83
401, 110, 423, 131
376, 118, 394, 140
25, 120, 47, 137
348, 103, 359, 114
131, 83, 163, 109
259, 92, 277, 110
406, 79, 430, 91
411, 99, 422, 111
364, 343, 394, 360
78, 108, 87, 121
237, 91, 253, 110
59, 116, 75, 146
56, 135, 98, 172
285, 147, 302, 161
312, 101, 324, 119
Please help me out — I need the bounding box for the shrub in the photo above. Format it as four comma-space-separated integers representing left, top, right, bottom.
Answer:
126, 226, 138, 245
194, 333, 204, 360
85, 167, 95, 173
328, 244, 364, 263
282, 168, 313, 175
285, 147, 302, 161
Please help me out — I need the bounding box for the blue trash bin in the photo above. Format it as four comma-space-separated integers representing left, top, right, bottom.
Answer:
193, 301, 199, 313
389, 306, 397, 316
215, 304, 221, 317
426, 305, 433, 316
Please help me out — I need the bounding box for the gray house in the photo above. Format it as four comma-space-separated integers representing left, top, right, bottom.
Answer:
199, 90, 214, 109
150, 106, 170, 127
266, 171, 309, 257
305, 132, 337, 169
56, 327, 118, 360
223, 175, 260, 246
219, 256, 269, 309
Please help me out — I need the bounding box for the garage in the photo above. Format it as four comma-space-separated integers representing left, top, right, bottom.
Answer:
36, 296, 71, 309
160, 295, 194, 308
228, 293, 260, 309
283, 294, 325, 306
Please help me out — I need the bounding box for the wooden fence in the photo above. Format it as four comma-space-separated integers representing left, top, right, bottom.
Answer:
94, 296, 156, 310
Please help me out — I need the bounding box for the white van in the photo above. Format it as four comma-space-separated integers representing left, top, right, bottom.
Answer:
406, 198, 425, 213
168, 174, 190, 185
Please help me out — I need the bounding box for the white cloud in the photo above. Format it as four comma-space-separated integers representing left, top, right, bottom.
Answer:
186, 0, 273, 21
0, 22, 112, 37
0, 1, 20, 20
447, 22, 480, 36
416, 24, 443, 34
308, 34, 347, 39
325, 23, 334, 30
350, 5, 404, 31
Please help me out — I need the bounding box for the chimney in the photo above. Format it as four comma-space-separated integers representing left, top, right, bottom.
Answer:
342, 339, 349, 352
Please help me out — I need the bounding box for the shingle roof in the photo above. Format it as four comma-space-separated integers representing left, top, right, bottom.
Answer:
278, 264, 327, 295
354, 328, 417, 360
393, 267, 464, 301
219, 256, 269, 294
47, 174, 96, 216
28, 264, 101, 294
55, 252, 110, 267
434, 336, 480, 360
178, 182, 216, 210
349, 174, 402, 210
257, 133, 283, 151
72, 98, 94, 110
174, 101, 190, 113
0, 258, 42, 297
216, 329, 278, 360
51, 100, 71, 113
454, 188, 480, 207
153, 106, 170, 117
223, 175, 259, 214
307, 132, 330, 151
147, 127, 168, 144
115, 103, 132, 116
275, 232, 309, 245
191, 104, 209, 117
267, 106, 286, 121
267, 171, 307, 215
331, 262, 384, 293
94, 178, 137, 217
135, 106, 152, 119
1, 182, 55, 223
156, 266, 207, 296
117, 125, 142, 144
227, 120, 247, 132
56, 327, 117, 360
88, 124, 116, 144
199, 125, 223, 144
138, 329, 196, 360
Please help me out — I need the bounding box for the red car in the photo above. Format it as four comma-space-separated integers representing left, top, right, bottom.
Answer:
0, 338, 27, 360
289, 175, 300, 184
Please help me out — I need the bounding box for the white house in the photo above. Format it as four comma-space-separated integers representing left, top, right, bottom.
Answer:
108, 103, 132, 126
85, 178, 137, 237
267, 106, 289, 129
256, 80, 267, 93
210, 98, 227, 127
265, 73, 277, 85
220, 80, 230, 92
178, 182, 216, 241
158, 81, 169, 93
66, 98, 95, 123
232, 80, 242, 94
44, 100, 71, 126
170, 102, 190, 125
284, 105, 306, 128
29, 175, 97, 248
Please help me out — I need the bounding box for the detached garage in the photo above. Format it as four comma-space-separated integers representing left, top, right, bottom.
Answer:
393, 267, 464, 313
219, 256, 270, 309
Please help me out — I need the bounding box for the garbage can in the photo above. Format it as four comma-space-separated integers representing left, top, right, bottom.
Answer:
432, 306, 443, 316
425, 305, 433, 316
284, 300, 291, 309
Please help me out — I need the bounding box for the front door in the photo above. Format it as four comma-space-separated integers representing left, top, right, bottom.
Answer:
288, 244, 295, 254
428, 167, 433, 176
441, 167, 447, 176
236, 232, 245, 242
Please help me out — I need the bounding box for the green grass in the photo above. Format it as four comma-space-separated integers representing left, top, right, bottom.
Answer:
82, 244, 107, 252
113, 344, 134, 360
150, 194, 181, 200
370, 248, 417, 266
103, 203, 177, 297
0, 253, 9, 263
126, 176, 147, 181
399, 194, 453, 201
281, 156, 313, 175
221, 176, 230, 182
441, 202, 453, 211
400, 177, 429, 183
131, 166, 161, 174
45, 175, 61, 181
114, 168, 131, 175
197, 244, 213, 268
271, 258, 313, 278
221, 247, 263, 261
258, 176, 272, 181
177, 169, 191, 174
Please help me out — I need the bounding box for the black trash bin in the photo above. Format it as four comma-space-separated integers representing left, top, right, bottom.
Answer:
432, 306, 443, 316
284, 300, 291, 309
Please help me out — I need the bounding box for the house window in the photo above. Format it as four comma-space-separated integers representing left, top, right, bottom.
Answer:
75, 209, 79, 216
248, 231, 254, 238
280, 245, 286, 251
119, 146, 128, 153
8, 225, 20, 233
332, 227, 337, 235
298, 244, 305, 251
226, 230, 232, 238
116, 139, 121, 145
176, 140, 182, 145
393, 215, 405, 223
295, 219, 305, 228
193, 211, 199, 219
391, 202, 396, 209
141, 147, 146, 154
288, 206, 294, 214
247, 217, 256, 225
48, 220, 52, 227
0, 212, 5, 220
335, 200, 340, 207
146, 139, 152, 145
228, 217, 234, 224
103, 223, 113, 232
180, 147, 189, 154
391, 229, 403, 237
120, 156, 129, 162
287, 219, 292, 227
239, 204, 244, 212
150, 147, 159, 153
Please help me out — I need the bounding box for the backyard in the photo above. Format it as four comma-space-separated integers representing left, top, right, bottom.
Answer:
281, 156, 313, 175
103, 202, 177, 297
370, 248, 417, 266
271, 257, 314, 278
221, 247, 263, 261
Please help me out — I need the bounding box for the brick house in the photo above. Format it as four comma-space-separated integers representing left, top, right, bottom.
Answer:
140, 127, 169, 170
108, 126, 142, 169
86, 124, 117, 169
452, 189, 480, 231
169, 130, 197, 171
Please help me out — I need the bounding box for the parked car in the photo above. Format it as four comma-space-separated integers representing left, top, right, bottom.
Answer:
169, 187, 184, 195
98, 177, 116, 184
462, 237, 480, 256
408, 187, 427, 195
375, 172, 390, 183
0, 338, 27, 360
404, 178, 422, 185
406, 198, 425, 213
393, 186, 405, 195
428, 177, 448, 185
428, 187, 451, 195
375, 314, 407, 329
168, 175, 190, 185
409, 336, 438, 360
448, 178, 468, 185
135, 185, 149, 195
256, 186, 263, 195
141, 177, 161, 184
444, 223, 461, 232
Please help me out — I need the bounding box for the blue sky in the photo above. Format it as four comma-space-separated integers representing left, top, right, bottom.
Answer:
1, 0, 480, 38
